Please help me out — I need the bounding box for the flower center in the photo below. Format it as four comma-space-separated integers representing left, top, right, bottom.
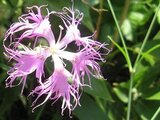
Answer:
49, 46, 59, 56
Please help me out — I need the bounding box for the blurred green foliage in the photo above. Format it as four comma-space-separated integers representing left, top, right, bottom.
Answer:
1, 0, 160, 120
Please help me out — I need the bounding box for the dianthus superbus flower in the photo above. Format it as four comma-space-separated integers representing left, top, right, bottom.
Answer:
4, 5, 110, 116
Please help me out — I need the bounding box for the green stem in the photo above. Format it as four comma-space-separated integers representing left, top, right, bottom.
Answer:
127, 2, 160, 120
139, 44, 160, 62
126, 72, 134, 120
112, 0, 130, 47
106, 0, 132, 72
134, 2, 160, 68
107, 1, 160, 120
151, 106, 160, 120
106, 1, 133, 119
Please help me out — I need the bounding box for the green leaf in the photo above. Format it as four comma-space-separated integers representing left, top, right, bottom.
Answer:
128, 4, 153, 26
133, 62, 149, 85
113, 86, 128, 103
129, 12, 146, 26
134, 100, 160, 120
108, 36, 128, 63
134, 39, 160, 61
121, 19, 133, 41
83, 77, 112, 101
0, 2, 11, 22
74, 94, 108, 120
153, 30, 160, 40
0, 87, 20, 118
0, 71, 7, 83
82, 0, 100, 6
146, 92, 160, 100
136, 63, 160, 99
141, 53, 156, 66
74, 1, 94, 32
25, 0, 70, 10
156, 7, 160, 24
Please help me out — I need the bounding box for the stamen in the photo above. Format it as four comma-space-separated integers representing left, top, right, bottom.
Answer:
57, 25, 64, 43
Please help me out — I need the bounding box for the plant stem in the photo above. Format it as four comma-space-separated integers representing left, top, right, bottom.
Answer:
112, 0, 130, 47
106, 1, 134, 120
126, 71, 134, 120
151, 106, 160, 120
107, 1, 160, 120
134, 2, 160, 68
128, 2, 160, 120
106, 1, 133, 119
127, 2, 160, 120
106, 0, 132, 71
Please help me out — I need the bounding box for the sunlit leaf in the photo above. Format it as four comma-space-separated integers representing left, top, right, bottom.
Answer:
113, 86, 128, 103
121, 19, 133, 41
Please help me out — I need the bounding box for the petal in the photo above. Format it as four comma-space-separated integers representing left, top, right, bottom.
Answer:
56, 7, 83, 49
5, 46, 50, 89
30, 68, 80, 116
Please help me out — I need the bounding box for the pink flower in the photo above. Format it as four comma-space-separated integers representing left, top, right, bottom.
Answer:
5, 5, 55, 46
4, 5, 110, 116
